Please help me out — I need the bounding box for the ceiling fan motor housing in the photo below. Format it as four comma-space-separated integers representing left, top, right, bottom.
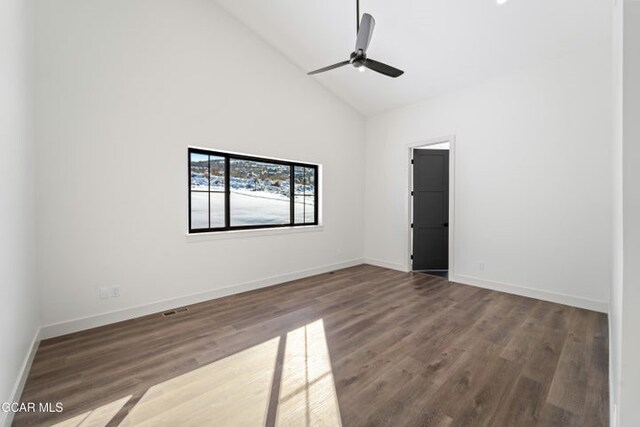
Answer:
350, 51, 366, 68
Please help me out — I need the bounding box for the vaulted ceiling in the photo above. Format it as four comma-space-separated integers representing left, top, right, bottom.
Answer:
215, 0, 611, 116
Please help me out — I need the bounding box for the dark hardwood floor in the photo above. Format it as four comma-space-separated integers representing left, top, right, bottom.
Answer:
15, 265, 609, 426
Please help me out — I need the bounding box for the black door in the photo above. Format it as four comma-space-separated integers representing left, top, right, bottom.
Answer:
412, 149, 449, 271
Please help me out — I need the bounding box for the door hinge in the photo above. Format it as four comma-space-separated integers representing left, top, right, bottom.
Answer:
411, 159, 414, 164
411, 191, 414, 196
411, 254, 414, 260
411, 223, 414, 228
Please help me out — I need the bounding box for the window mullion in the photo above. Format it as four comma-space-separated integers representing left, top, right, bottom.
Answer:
188, 149, 192, 232
224, 155, 230, 229
289, 165, 294, 226
314, 165, 318, 225
207, 156, 211, 230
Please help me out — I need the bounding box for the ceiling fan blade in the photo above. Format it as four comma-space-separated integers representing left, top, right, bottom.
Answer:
307, 60, 350, 75
355, 13, 375, 54
363, 58, 404, 78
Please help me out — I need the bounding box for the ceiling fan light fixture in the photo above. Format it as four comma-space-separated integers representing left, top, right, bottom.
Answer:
358, 66, 366, 72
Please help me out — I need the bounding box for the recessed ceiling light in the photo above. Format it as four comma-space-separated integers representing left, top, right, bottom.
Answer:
497, 0, 509, 4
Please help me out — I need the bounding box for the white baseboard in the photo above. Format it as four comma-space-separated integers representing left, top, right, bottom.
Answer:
449, 273, 608, 313
364, 258, 409, 272
40, 259, 365, 339
39, 260, 607, 340
1, 327, 41, 427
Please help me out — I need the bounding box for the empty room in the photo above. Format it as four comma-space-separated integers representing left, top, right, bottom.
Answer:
2, 0, 639, 425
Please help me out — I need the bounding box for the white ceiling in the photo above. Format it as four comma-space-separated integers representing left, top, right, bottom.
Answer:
215, 0, 611, 116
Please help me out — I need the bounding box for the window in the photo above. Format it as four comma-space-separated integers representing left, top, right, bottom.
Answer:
189, 148, 319, 233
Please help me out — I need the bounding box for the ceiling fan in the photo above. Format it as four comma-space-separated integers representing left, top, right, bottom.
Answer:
307, 0, 404, 78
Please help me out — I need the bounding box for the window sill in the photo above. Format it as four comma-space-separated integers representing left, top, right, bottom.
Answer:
185, 224, 324, 242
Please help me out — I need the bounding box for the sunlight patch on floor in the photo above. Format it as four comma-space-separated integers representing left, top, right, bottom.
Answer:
50, 395, 131, 427
119, 337, 280, 427
276, 319, 342, 427
50, 319, 341, 426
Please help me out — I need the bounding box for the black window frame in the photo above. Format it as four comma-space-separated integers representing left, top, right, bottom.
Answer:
188, 147, 319, 233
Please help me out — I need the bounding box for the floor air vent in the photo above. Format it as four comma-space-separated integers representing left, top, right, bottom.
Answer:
162, 307, 189, 317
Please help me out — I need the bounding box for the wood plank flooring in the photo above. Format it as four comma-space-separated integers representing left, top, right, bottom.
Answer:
15, 265, 609, 426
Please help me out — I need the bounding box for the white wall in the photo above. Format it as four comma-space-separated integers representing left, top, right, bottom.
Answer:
364, 45, 612, 310
0, 0, 40, 423
610, 0, 624, 423
618, 1, 640, 425
35, 0, 365, 332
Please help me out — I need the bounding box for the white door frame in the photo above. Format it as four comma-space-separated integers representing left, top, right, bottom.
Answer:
406, 135, 456, 274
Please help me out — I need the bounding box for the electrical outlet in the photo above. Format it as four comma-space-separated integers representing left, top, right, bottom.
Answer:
99, 287, 109, 300
111, 286, 121, 298
479, 262, 485, 272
